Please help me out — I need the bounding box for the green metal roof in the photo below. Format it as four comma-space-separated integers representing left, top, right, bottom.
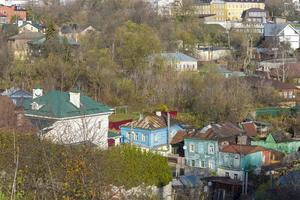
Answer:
24, 90, 113, 119
256, 107, 292, 117
29, 36, 79, 46
108, 131, 120, 138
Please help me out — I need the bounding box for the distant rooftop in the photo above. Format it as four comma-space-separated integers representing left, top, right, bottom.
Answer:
185, 122, 244, 141
220, 144, 267, 155
158, 52, 197, 62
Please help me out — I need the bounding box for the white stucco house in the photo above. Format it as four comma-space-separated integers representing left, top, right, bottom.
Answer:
264, 23, 300, 50
148, 0, 177, 16
18, 22, 42, 33
151, 52, 198, 71
24, 89, 113, 148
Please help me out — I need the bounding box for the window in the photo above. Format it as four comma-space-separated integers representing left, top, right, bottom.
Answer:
189, 143, 195, 153
225, 172, 229, 177
289, 91, 294, 99
133, 132, 138, 141
98, 121, 102, 129
126, 132, 130, 139
208, 144, 215, 154
142, 134, 146, 142
191, 160, 195, 167
234, 174, 238, 180
200, 160, 205, 168
208, 160, 215, 169
154, 135, 158, 143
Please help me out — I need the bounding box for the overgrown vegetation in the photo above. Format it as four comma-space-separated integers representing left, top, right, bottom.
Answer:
0, 130, 171, 199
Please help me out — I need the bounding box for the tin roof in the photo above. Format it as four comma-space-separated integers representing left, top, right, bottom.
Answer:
220, 144, 267, 155
171, 131, 187, 144
121, 113, 179, 130
185, 122, 244, 141
153, 52, 197, 62
24, 90, 113, 119
241, 122, 257, 137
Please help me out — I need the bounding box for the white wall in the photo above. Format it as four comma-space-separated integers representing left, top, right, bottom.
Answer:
176, 61, 198, 71
196, 49, 231, 61
217, 168, 244, 181
43, 114, 109, 148
279, 26, 300, 50
19, 24, 39, 33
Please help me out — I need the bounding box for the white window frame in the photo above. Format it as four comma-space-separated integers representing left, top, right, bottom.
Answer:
208, 143, 215, 154
133, 132, 138, 141
189, 143, 195, 153
154, 134, 158, 143
142, 134, 146, 142
200, 160, 205, 168
208, 160, 215, 169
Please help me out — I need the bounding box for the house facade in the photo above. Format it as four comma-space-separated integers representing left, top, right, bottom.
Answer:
120, 112, 183, 154
8, 32, 44, 59
264, 24, 300, 50
217, 145, 271, 180
0, 5, 26, 22
19, 22, 42, 33
243, 76, 300, 107
184, 123, 246, 171
252, 131, 300, 154
195, 0, 265, 22
241, 8, 269, 24
154, 52, 198, 71
24, 89, 113, 148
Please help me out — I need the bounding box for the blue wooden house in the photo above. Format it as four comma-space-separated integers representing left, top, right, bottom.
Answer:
1, 87, 32, 107
184, 123, 245, 171
217, 145, 270, 180
120, 112, 183, 154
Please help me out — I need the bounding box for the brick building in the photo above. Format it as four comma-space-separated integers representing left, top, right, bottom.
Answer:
0, 5, 26, 23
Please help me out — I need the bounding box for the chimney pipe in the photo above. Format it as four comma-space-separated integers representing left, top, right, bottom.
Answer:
69, 91, 80, 108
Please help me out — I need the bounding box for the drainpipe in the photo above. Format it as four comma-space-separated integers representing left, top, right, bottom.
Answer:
167, 112, 170, 152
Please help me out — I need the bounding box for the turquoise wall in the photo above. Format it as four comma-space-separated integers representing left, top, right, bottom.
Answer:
219, 151, 263, 171
184, 138, 219, 171
251, 139, 300, 154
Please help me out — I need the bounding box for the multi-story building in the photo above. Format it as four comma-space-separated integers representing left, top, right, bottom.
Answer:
194, 0, 265, 22
0, 5, 26, 23
184, 123, 246, 171
0, 0, 40, 7
120, 112, 184, 155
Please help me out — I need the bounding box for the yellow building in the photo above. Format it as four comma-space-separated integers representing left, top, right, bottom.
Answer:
194, 0, 265, 21
225, 1, 265, 21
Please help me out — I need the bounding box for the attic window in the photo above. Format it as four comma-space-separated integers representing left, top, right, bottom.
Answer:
31, 102, 43, 110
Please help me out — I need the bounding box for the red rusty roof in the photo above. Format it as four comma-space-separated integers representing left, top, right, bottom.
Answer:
241, 122, 257, 137
109, 119, 133, 131
185, 122, 244, 140
220, 144, 267, 155
171, 131, 187, 145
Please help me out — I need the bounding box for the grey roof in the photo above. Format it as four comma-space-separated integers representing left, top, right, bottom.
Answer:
217, 66, 232, 74
186, 122, 244, 141
121, 113, 179, 130
1, 87, 32, 98
270, 131, 293, 143
264, 24, 289, 37
8, 32, 44, 40
159, 52, 197, 62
